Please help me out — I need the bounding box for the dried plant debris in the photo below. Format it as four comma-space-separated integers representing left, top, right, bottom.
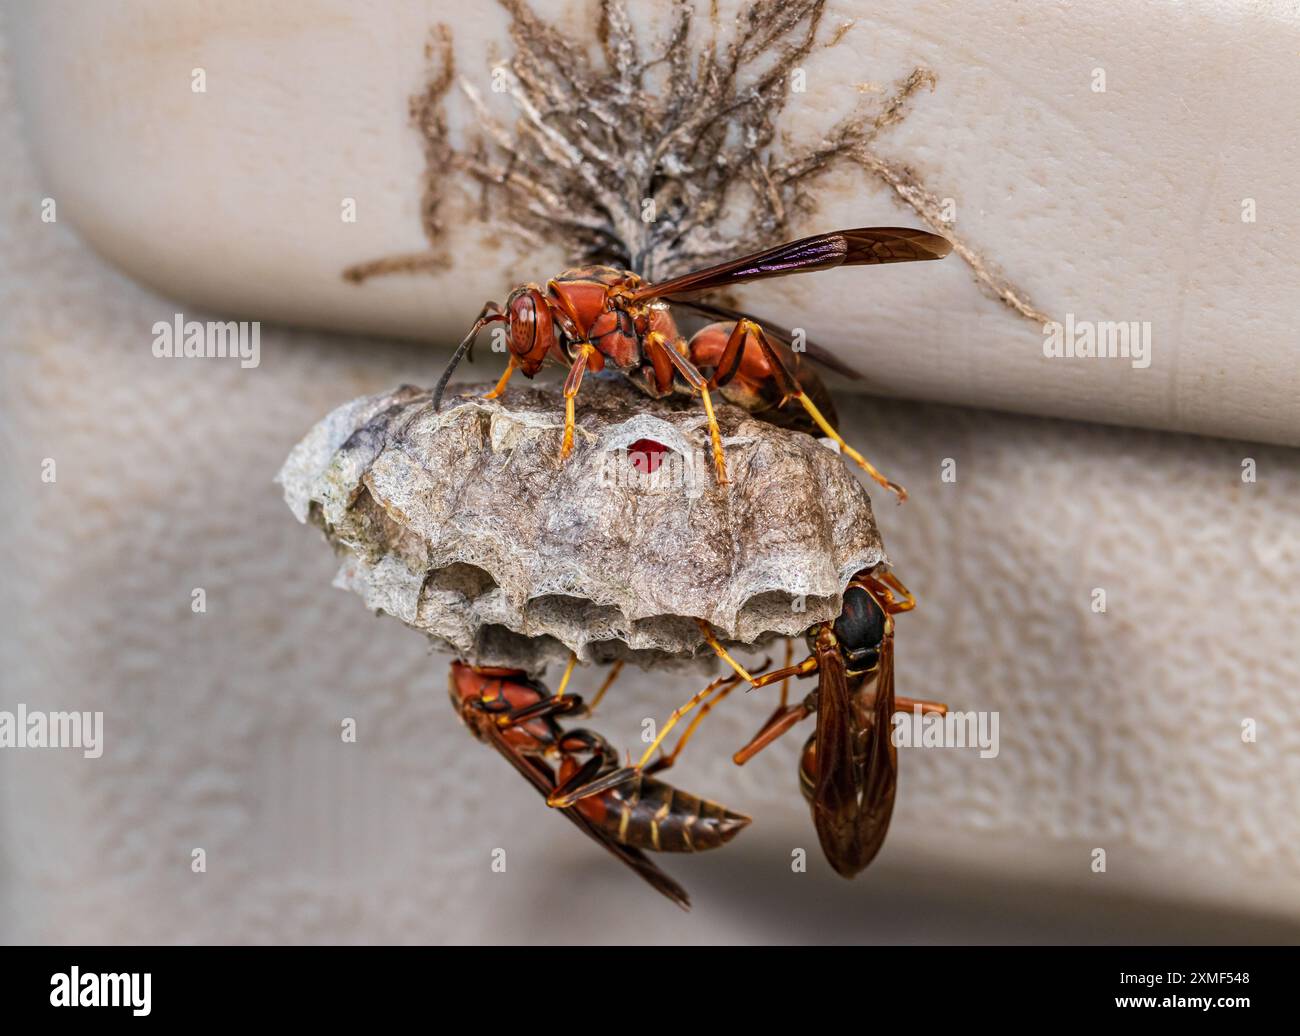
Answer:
343, 0, 1047, 324
341, 26, 456, 284
277, 378, 886, 674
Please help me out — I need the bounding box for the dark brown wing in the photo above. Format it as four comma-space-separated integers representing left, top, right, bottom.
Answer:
809, 638, 867, 879
629, 227, 952, 302
481, 723, 691, 909
851, 628, 899, 872
667, 296, 863, 381
810, 627, 900, 878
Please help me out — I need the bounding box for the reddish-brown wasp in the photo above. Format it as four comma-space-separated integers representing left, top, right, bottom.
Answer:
448, 659, 752, 909
552, 569, 948, 877
732, 569, 947, 876
433, 227, 951, 499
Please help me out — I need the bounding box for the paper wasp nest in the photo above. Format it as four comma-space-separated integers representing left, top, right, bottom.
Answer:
278, 378, 885, 673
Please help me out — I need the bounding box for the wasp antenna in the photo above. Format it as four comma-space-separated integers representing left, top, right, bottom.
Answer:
433, 311, 501, 411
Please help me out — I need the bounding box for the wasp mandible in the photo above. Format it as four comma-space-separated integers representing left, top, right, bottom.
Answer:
433, 227, 951, 499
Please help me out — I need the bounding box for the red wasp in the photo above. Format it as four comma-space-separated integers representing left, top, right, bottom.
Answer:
554, 570, 948, 878
448, 659, 751, 909
433, 227, 951, 499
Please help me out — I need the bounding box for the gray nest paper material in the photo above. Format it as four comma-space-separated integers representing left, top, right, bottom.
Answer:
277, 377, 886, 673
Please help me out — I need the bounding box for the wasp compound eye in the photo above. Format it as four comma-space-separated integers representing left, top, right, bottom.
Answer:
508, 291, 536, 350
504, 288, 554, 373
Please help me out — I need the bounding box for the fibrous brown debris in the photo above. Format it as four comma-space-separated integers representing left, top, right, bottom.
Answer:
342, 0, 1048, 323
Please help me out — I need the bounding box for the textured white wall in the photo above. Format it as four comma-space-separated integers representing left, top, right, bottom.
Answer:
2, 5, 1299, 944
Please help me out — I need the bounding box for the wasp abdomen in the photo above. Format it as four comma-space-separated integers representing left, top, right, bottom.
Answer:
600, 775, 750, 853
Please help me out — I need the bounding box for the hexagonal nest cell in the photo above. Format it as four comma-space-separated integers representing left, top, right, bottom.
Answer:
278, 377, 887, 674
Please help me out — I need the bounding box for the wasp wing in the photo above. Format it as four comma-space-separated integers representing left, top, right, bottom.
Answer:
851, 627, 899, 872
809, 639, 871, 879
480, 722, 691, 909
666, 296, 863, 381
630, 227, 951, 302
810, 625, 900, 878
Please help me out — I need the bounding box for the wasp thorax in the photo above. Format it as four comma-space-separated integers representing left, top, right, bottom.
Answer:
831, 585, 887, 675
